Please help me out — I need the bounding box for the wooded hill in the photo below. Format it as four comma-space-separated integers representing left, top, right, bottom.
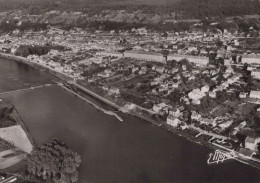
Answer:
1, 0, 260, 19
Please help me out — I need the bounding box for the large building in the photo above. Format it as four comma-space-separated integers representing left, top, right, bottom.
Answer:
96, 50, 209, 65
168, 54, 209, 65
124, 51, 166, 63
251, 69, 260, 80
96, 51, 123, 58
167, 115, 181, 127
250, 91, 260, 99
242, 55, 260, 65
245, 136, 260, 151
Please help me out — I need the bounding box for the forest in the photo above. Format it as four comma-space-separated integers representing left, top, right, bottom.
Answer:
1, 0, 260, 19
24, 139, 81, 183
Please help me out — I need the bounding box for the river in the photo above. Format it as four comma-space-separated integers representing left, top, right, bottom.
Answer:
0, 58, 260, 183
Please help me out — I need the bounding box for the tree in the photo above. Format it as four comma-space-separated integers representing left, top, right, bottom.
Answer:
25, 139, 81, 183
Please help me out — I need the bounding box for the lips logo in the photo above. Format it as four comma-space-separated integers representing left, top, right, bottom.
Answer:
207, 150, 236, 165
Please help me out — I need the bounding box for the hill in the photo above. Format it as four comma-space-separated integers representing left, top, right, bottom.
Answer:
1, 0, 260, 19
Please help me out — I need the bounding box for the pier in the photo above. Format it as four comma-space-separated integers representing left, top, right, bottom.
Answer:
58, 83, 123, 122
0, 84, 53, 96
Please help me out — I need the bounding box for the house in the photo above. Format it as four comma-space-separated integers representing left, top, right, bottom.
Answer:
238, 148, 255, 158
226, 67, 234, 73
234, 40, 239, 46
251, 69, 260, 80
188, 89, 204, 100
153, 103, 165, 113
192, 99, 201, 105
155, 66, 165, 73
132, 67, 139, 73
219, 120, 233, 129
109, 88, 120, 95
222, 82, 229, 89
191, 111, 201, 120
189, 75, 196, 80
209, 91, 216, 98
182, 65, 187, 71
245, 136, 260, 151
124, 103, 136, 110
250, 91, 260, 99
98, 70, 111, 78
200, 48, 208, 56
167, 116, 181, 127
247, 67, 255, 71
170, 68, 179, 74
239, 92, 248, 98
200, 117, 215, 126
138, 70, 146, 75
242, 55, 260, 65
102, 86, 109, 91
168, 109, 182, 118
151, 81, 159, 86
201, 85, 210, 93
172, 83, 179, 88
233, 121, 247, 135
137, 27, 148, 35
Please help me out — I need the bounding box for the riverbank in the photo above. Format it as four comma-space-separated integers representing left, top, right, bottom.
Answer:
1, 52, 260, 171
58, 82, 123, 122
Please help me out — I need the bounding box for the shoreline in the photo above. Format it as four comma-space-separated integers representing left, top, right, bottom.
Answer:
1, 52, 260, 170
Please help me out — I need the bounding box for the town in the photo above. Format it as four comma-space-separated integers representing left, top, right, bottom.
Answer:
1, 10, 260, 179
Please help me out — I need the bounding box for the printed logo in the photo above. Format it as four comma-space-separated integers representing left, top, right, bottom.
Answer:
207, 150, 236, 165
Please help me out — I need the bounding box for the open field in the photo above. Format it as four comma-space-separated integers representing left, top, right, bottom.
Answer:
0, 125, 33, 154
0, 149, 26, 169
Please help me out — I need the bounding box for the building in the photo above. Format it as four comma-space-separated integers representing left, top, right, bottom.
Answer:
97, 70, 111, 78
245, 137, 260, 151
152, 103, 170, 113
209, 91, 216, 98
251, 69, 260, 80
96, 51, 123, 58
109, 88, 120, 95
219, 120, 233, 129
152, 66, 165, 73
201, 85, 210, 93
188, 89, 205, 100
168, 109, 183, 118
167, 115, 181, 127
238, 148, 255, 158
239, 92, 248, 98
167, 54, 209, 65
200, 117, 215, 125
242, 55, 260, 65
250, 91, 260, 99
191, 111, 201, 120
124, 51, 165, 63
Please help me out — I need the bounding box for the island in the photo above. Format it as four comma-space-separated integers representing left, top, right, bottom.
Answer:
0, 99, 81, 182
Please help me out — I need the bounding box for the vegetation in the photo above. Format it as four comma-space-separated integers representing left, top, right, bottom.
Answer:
15, 44, 68, 58
0, 102, 18, 128
24, 139, 81, 183
0, 20, 48, 33
1, 0, 260, 18
0, 138, 15, 152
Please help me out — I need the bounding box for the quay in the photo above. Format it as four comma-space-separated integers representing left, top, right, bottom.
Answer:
0, 84, 53, 96
58, 83, 123, 122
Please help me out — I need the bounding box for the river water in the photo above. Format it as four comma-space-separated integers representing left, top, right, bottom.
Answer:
0, 58, 260, 183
